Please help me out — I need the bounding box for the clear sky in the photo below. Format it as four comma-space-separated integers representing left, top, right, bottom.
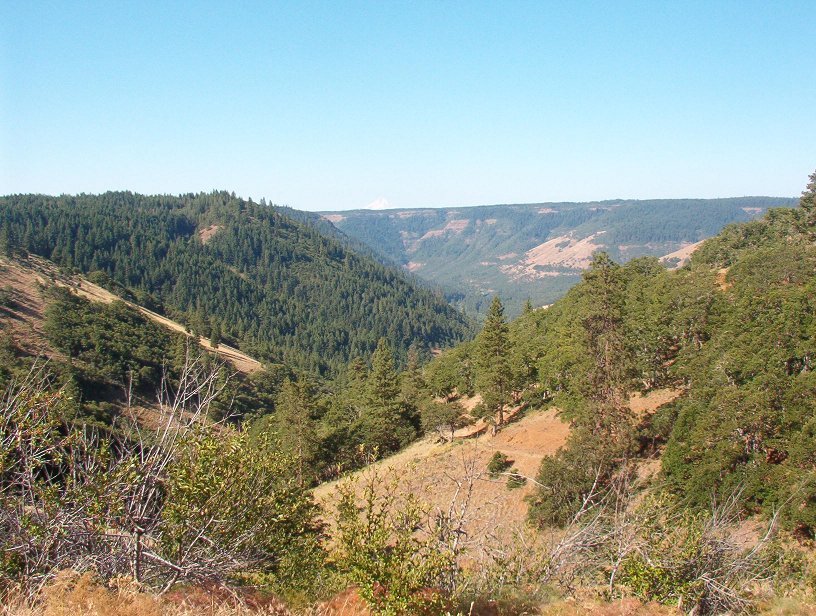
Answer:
2, 1, 815, 211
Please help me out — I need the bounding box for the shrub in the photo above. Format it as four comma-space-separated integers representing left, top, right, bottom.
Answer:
334, 470, 457, 615
528, 427, 631, 528
487, 452, 513, 478
617, 495, 773, 615
506, 472, 527, 490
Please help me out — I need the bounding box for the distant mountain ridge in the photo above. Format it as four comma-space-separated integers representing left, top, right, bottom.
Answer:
319, 196, 798, 317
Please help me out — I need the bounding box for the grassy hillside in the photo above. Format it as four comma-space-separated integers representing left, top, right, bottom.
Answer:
321, 197, 797, 317
3, 179, 816, 615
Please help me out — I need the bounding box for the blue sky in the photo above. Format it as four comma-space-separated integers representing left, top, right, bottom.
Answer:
2, 1, 815, 211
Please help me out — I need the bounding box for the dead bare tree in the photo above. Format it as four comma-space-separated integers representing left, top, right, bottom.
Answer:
117, 347, 227, 585
0, 347, 233, 596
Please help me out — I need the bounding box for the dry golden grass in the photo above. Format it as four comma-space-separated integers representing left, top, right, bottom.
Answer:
1, 571, 290, 616
537, 598, 678, 615
658, 241, 704, 269
6, 574, 816, 616
314, 407, 571, 545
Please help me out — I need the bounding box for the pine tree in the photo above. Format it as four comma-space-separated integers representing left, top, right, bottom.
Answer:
358, 338, 415, 454
799, 169, 816, 235
275, 377, 318, 487
476, 296, 511, 433
365, 338, 401, 405
209, 321, 222, 347
400, 343, 426, 404
580, 252, 634, 439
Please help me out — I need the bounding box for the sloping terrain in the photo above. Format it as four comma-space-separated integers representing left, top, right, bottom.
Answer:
315, 388, 681, 541
658, 239, 705, 268
320, 197, 796, 317
0, 254, 262, 374
0, 192, 474, 374
315, 407, 570, 544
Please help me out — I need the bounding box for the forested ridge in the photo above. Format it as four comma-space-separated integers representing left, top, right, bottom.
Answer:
425, 173, 816, 538
0, 191, 474, 375
3, 175, 816, 615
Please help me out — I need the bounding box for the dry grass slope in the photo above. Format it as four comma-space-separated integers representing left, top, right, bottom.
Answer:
315, 388, 683, 543
0, 255, 262, 374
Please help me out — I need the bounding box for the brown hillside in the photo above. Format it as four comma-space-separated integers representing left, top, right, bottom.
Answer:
1, 255, 64, 356
0, 254, 262, 374
315, 388, 683, 544
316, 407, 571, 543
658, 240, 704, 268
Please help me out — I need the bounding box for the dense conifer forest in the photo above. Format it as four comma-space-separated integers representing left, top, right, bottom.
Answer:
0, 191, 474, 374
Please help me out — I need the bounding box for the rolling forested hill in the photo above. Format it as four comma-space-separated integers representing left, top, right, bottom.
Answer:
321, 196, 798, 317
423, 175, 816, 537
3, 176, 816, 615
0, 191, 474, 375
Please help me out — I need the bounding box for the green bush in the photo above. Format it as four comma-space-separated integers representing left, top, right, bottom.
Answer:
163, 431, 326, 588
334, 470, 456, 615
487, 451, 513, 478
506, 471, 527, 490
528, 427, 632, 528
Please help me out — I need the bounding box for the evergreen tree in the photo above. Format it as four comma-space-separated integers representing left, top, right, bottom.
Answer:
365, 339, 401, 405
209, 321, 222, 347
400, 343, 426, 405
358, 338, 415, 455
580, 252, 635, 439
275, 377, 319, 487
476, 296, 511, 433
0, 225, 13, 256
799, 169, 816, 234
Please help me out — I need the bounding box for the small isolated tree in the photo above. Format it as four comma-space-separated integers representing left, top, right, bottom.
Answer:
476, 297, 511, 433
487, 451, 513, 478
420, 399, 465, 442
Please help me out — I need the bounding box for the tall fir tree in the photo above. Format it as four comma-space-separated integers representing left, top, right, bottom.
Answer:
580, 252, 635, 440
476, 296, 511, 433
275, 377, 319, 487
359, 338, 416, 455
